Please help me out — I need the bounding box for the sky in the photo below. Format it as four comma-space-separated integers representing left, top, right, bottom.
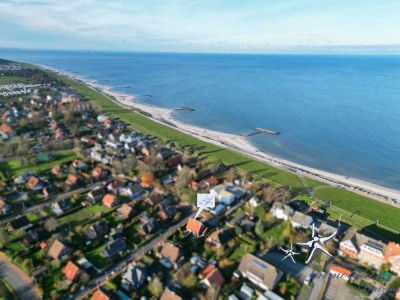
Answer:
0, 0, 399, 53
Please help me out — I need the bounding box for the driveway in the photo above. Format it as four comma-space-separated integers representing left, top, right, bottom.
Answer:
0, 254, 40, 300
323, 277, 366, 300
261, 251, 326, 300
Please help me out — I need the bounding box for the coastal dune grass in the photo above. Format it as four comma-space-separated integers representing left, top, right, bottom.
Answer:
48, 69, 400, 236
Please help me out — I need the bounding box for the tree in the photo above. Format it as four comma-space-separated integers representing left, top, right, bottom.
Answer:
174, 166, 194, 196
255, 219, 266, 237
80, 272, 90, 285
224, 168, 238, 183
148, 277, 163, 296
44, 217, 58, 232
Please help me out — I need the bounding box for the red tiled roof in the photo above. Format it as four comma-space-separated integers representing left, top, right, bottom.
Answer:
91, 289, 110, 300
160, 289, 182, 300
103, 194, 117, 208
201, 264, 225, 290
66, 174, 78, 185
27, 176, 39, 189
206, 176, 218, 185
63, 261, 80, 281
385, 242, 400, 260
0, 123, 11, 133
330, 264, 352, 277
186, 218, 207, 236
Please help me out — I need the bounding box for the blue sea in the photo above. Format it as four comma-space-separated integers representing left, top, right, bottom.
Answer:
1, 49, 400, 190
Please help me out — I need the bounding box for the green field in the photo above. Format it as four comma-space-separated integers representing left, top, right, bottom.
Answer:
37, 65, 400, 236
0, 151, 75, 176
315, 188, 400, 232
0, 75, 36, 84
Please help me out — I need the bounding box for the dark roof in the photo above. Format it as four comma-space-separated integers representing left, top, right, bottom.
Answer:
103, 238, 127, 258
22, 228, 46, 246
57, 198, 72, 211
139, 219, 160, 235
128, 183, 144, 194
87, 221, 109, 239
90, 187, 107, 198
9, 216, 30, 230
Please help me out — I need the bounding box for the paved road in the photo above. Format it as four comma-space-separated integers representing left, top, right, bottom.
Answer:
261, 251, 326, 300
0, 254, 40, 300
71, 207, 195, 300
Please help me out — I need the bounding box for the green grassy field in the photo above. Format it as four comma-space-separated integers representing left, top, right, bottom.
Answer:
39, 66, 400, 236
0, 152, 75, 176
315, 188, 400, 232
0, 75, 36, 84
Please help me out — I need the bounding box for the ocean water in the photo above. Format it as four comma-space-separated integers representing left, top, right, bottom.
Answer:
1, 49, 400, 189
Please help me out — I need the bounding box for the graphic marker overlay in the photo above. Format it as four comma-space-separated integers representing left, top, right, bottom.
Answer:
194, 194, 215, 220
280, 243, 300, 263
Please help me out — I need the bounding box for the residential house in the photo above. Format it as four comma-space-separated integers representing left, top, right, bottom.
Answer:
160, 288, 182, 300
270, 202, 294, 221
121, 264, 147, 290
61, 92, 80, 103
116, 204, 134, 219
384, 242, 400, 275
72, 159, 87, 169
140, 172, 154, 187
63, 261, 81, 281
0, 199, 11, 215
159, 206, 177, 221
22, 228, 46, 247
167, 155, 182, 167
200, 264, 225, 291
0, 123, 13, 139
27, 176, 42, 191
9, 216, 32, 231
237, 254, 283, 291
51, 198, 72, 216
92, 167, 108, 180
329, 264, 352, 281
102, 238, 127, 258
107, 181, 123, 192
290, 211, 313, 230
145, 193, 164, 207
88, 186, 107, 202
48, 239, 70, 260
65, 174, 78, 186
339, 229, 387, 269
51, 164, 61, 176
102, 194, 119, 208
87, 221, 109, 240
159, 243, 182, 269
138, 218, 160, 236
42, 185, 59, 198
205, 228, 235, 249
210, 184, 236, 205
185, 218, 208, 237
119, 183, 144, 200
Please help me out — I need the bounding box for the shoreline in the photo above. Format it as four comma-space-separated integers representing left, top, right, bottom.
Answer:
37, 63, 400, 205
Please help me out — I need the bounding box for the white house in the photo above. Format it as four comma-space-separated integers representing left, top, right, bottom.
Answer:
270, 202, 294, 221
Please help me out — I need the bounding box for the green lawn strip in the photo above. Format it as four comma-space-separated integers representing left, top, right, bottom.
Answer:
86, 243, 112, 269
0, 75, 36, 84
0, 151, 76, 176
315, 188, 400, 232
57, 205, 110, 227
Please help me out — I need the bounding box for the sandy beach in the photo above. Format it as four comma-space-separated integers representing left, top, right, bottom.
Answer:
42, 65, 400, 206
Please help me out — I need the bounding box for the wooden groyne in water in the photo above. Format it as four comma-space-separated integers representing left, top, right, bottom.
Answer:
244, 127, 280, 137
174, 106, 195, 111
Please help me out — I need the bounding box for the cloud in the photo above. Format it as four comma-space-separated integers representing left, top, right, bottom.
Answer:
0, 0, 399, 52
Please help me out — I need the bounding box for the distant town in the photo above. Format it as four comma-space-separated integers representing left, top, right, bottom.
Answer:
0, 59, 399, 300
